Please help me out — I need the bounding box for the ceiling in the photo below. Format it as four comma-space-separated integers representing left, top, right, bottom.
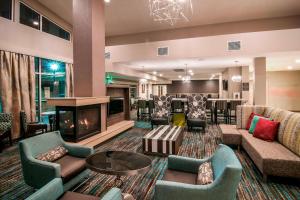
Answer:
117, 53, 300, 80
37, 0, 300, 36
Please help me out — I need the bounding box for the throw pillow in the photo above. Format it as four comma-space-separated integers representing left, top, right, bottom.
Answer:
246, 113, 262, 130
253, 118, 280, 142
196, 162, 214, 185
36, 146, 68, 162
249, 116, 271, 134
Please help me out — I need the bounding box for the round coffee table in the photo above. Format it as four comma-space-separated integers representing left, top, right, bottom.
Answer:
86, 151, 152, 198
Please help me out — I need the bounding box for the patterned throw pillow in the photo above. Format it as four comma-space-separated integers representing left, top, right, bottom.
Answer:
36, 146, 68, 162
196, 162, 214, 185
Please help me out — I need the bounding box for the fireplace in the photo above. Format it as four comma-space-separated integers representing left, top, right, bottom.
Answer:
56, 104, 101, 142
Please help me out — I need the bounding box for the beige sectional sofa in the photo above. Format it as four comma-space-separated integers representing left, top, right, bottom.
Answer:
220, 105, 300, 181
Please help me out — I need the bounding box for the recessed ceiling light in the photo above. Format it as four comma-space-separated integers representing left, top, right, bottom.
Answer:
188, 70, 193, 73
104, 0, 111, 3
153, 71, 157, 75
178, 75, 182, 78
33, 21, 39, 26
159, 74, 163, 77
190, 72, 194, 76
295, 59, 300, 63
288, 66, 293, 70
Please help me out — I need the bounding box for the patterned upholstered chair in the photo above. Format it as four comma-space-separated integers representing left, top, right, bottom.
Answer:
186, 95, 207, 131
151, 95, 173, 129
0, 113, 12, 131
20, 111, 47, 138
155, 144, 242, 200
0, 113, 13, 151
186, 95, 207, 132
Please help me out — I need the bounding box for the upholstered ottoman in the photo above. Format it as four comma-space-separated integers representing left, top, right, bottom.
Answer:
143, 125, 183, 156
219, 124, 241, 149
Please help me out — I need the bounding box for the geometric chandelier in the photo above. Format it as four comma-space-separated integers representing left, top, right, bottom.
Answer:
149, 0, 193, 26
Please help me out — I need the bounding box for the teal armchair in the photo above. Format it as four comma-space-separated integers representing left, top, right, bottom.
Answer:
155, 144, 242, 200
19, 131, 94, 191
25, 178, 122, 200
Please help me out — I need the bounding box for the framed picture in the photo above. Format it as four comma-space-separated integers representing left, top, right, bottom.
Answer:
242, 83, 249, 91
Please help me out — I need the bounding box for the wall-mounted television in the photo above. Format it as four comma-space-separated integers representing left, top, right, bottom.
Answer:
108, 97, 124, 115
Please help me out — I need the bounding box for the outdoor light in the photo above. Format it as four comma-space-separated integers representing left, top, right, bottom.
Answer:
33, 21, 39, 26
50, 63, 59, 71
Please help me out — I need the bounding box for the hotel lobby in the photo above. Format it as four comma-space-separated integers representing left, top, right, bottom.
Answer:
0, 0, 300, 199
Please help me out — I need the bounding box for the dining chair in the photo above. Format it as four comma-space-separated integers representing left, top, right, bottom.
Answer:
20, 111, 48, 138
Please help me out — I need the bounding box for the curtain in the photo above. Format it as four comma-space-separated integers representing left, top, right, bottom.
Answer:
65, 63, 74, 97
0, 51, 36, 139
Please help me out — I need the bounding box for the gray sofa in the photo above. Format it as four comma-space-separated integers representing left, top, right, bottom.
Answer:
220, 105, 300, 181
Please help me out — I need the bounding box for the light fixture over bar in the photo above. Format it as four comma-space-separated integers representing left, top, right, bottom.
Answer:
149, 0, 193, 26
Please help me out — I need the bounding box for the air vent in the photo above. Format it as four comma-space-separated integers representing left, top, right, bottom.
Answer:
228, 41, 241, 51
105, 52, 111, 59
174, 69, 185, 72
157, 47, 169, 56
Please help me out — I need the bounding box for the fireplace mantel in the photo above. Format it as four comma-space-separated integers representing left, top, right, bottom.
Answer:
47, 97, 110, 107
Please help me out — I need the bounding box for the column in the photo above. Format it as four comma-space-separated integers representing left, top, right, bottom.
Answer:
254, 57, 267, 105
73, 0, 106, 97
73, 0, 107, 132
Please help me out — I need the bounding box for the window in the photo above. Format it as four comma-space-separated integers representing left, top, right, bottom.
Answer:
35, 58, 66, 123
42, 17, 70, 41
0, 98, 3, 113
20, 3, 40, 30
0, 0, 12, 20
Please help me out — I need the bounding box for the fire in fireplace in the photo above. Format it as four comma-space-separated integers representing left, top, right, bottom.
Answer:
56, 104, 101, 142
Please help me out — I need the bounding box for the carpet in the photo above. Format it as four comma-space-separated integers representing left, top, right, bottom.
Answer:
0, 123, 299, 200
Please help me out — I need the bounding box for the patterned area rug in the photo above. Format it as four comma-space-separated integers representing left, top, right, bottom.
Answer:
0, 123, 299, 200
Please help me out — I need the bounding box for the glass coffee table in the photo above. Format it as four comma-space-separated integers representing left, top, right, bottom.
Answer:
86, 151, 152, 199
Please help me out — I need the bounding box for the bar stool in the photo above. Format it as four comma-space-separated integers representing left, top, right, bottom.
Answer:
172, 100, 184, 113
206, 100, 214, 123
228, 100, 242, 124
148, 100, 155, 115
214, 100, 228, 124
137, 100, 150, 120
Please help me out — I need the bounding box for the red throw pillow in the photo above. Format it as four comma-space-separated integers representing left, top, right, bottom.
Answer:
253, 118, 280, 142
246, 113, 262, 130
